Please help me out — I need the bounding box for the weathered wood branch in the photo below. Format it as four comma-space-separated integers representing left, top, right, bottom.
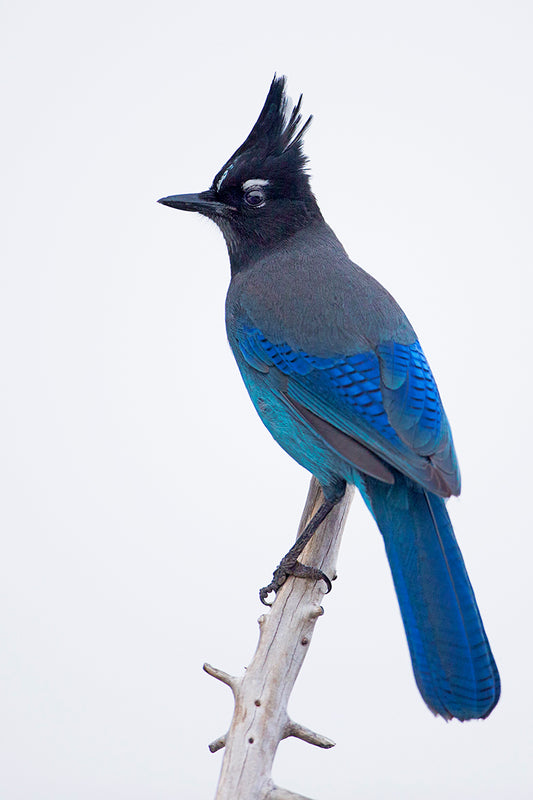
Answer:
205, 477, 355, 800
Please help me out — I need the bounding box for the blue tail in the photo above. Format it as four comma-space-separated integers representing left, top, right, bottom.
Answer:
362, 473, 500, 720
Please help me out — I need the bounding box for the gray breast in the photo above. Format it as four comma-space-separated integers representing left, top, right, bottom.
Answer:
226, 220, 416, 356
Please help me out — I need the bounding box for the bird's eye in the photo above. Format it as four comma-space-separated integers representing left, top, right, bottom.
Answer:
244, 187, 266, 208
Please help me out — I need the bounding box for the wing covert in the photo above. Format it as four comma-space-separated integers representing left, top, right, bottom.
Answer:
237, 326, 460, 496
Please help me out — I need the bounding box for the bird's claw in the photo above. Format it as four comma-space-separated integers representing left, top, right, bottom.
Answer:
259, 585, 276, 606
259, 565, 287, 606
259, 560, 332, 606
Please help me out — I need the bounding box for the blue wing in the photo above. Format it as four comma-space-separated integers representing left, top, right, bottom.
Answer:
238, 326, 459, 497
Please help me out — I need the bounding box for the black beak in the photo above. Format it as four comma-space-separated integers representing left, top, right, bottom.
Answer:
157, 189, 231, 215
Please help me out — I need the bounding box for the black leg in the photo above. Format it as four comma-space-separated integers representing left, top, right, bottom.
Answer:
259, 497, 338, 606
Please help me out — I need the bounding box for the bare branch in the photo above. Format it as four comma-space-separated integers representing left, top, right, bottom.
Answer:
283, 720, 335, 749
208, 734, 227, 754
203, 662, 239, 692
208, 477, 354, 799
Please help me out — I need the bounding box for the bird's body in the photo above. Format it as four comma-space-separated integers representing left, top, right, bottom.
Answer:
159, 76, 500, 721
225, 217, 457, 500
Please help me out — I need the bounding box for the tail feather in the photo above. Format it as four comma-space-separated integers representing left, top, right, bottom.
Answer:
362, 473, 500, 720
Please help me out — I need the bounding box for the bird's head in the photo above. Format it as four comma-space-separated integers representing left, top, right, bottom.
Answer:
158, 76, 321, 270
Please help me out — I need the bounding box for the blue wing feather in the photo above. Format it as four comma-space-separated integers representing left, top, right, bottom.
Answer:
378, 342, 444, 450
238, 326, 460, 497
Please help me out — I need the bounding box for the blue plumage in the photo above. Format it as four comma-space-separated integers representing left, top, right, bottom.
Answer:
234, 323, 458, 498
378, 341, 444, 450
230, 320, 499, 717
159, 76, 500, 720
364, 474, 500, 719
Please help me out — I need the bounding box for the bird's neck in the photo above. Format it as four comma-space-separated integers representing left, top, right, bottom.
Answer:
225, 198, 323, 276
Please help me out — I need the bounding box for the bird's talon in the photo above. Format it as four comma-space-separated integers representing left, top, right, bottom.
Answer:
259, 585, 277, 606
259, 592, 274, 607
259, 561, 332, 604
259, 567, 290, 605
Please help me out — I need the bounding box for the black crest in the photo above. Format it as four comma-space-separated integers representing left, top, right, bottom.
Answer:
214, 75, 312, 190
233, 74, 312, 162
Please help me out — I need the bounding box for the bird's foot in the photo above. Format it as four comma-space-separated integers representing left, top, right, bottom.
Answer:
259, 558, 332, 606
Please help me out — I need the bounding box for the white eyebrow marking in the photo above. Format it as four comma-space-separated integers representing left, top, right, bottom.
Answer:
242, 178, 270, 190
216, 164, 234, 192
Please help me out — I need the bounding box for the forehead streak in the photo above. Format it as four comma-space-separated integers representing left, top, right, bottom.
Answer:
216, 164, 233, 192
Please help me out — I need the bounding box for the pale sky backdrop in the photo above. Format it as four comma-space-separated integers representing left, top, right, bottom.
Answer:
2, 2, 532, 798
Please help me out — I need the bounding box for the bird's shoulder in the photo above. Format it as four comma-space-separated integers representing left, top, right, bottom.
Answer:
226, 220, 415, 356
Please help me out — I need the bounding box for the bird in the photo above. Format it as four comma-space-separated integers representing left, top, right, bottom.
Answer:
158, 76, 500, 721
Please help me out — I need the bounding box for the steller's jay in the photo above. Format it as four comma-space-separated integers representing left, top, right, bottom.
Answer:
159, 76, 500, 721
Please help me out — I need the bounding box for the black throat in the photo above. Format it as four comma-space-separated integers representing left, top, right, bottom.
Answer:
222, 197, 323, 276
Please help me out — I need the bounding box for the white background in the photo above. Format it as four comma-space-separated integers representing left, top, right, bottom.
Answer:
2, 2, 532, 797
